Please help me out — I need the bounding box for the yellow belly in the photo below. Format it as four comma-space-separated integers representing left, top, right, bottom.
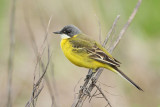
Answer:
60, 39, 109, 70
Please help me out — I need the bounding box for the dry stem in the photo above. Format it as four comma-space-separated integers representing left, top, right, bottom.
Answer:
24, 14, 56, 107
7, 0, 16, 106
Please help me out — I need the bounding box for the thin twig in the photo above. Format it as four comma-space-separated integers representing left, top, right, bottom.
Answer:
102, 15, 120, 47
7, 0, 16, 106
49, 59, 60, 107
95, 15, 102, 44
95, 84, 112, 107
109, 0, 142, 53
107, 32, 116, 50
89, 87, 98, 102
26, 48, 53, 107
24, 13, 55, 106
23, 13, 47, 106
103, 90, 120, 97
41, 15, 53, 49
41, 16, 58, 107
41, 58, 57, 107
97, 81, 115, 88
34, 46, 52, 91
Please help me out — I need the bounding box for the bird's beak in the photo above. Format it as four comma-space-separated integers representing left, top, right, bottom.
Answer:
53, 31, 61, 34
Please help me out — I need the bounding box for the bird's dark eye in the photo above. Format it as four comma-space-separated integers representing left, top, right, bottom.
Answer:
66, 30, 71, 34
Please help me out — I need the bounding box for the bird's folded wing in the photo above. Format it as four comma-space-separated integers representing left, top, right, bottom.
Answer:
69, 35, 120, 67
86, 44, 120, 67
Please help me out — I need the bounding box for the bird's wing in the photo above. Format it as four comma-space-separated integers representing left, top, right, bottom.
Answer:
86, 43, 120, 67
69, 34, 120, 67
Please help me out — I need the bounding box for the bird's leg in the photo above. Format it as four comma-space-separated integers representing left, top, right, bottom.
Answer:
86, 69, 96, 80
91, 68, 99, 84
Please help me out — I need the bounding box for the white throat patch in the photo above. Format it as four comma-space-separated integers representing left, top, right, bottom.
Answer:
60, 34, 71, 39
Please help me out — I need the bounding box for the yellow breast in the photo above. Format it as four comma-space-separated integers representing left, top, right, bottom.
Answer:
60, 38, 84, 67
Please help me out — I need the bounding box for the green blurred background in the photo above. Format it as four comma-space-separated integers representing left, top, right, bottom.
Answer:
0, 0, 160, 107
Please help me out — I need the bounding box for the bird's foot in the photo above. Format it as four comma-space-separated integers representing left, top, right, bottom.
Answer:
91, 77, 97, 84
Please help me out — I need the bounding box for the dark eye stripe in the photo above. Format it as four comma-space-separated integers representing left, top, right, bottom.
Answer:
67, 30, 71, 33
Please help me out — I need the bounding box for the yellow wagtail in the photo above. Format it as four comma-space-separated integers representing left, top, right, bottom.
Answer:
53, 25, 143, 91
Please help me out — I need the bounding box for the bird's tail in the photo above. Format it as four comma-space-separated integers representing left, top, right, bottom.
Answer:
109, 66, 143, 91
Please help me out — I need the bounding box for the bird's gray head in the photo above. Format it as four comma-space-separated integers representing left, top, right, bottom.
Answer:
53, 25, 81, 39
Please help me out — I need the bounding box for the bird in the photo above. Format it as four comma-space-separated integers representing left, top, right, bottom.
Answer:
53, 25, 143, 91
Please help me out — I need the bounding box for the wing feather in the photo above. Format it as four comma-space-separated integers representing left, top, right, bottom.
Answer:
86, 47, 120, 67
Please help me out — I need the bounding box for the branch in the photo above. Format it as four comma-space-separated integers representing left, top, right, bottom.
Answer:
41, 15, 58, 107
109, 0, 142, 53
95, 14, 102, 44
25, 47, 52, 107
7, 0, 16, 106
24, 14, 56, 107
95, 84, 112, 107
102, 15, 120, 47
72, 0, 142, 106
